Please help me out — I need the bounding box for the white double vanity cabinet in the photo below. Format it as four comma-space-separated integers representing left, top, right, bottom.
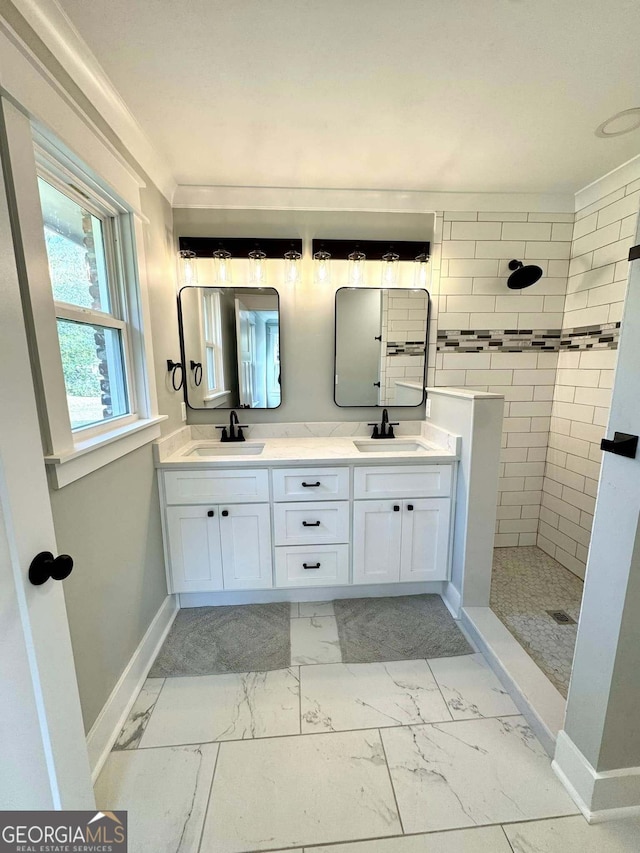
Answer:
157, 437, 457, 598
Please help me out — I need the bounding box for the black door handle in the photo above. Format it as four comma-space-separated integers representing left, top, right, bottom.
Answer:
373, 381, 381, 387
29, 551, 74, 586
221, 510, 229, 517
600, 432, 638, 459
303, 563, 321, 569
302, 521, 321, 527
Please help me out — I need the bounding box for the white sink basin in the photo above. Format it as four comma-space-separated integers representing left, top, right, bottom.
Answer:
353, 439, 429, 453
187, 443, 265, 457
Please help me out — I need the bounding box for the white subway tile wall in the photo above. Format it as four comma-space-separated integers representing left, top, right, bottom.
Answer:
429, 198, 639, 568
540, 182, 639, 578
431, 211, 571, 549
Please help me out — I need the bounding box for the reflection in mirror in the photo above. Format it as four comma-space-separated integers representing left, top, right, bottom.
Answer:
334, 287, 429, 407
179, 287, 281, 409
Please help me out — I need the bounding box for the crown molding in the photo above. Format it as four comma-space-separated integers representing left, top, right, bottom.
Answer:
575, 152, 640, 212
172, 184, 575, 213
7, 0, 176, 202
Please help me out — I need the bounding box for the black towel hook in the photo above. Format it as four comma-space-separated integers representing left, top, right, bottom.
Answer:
167, 359, 184, 391
190, 360, 203, 387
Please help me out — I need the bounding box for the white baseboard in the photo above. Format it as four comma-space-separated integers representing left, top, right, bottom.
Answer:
179, 581, 446, 608
86, 595, 178, 781
442, 582, 461, 618
553, 729, 640, 820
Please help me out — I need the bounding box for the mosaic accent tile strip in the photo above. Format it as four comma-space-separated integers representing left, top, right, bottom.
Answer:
386, 341, 426, 356
436, 323, 620, 353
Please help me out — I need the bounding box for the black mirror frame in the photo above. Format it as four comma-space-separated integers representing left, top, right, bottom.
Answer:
333, 286, 431, 408
177, 285, 282, 410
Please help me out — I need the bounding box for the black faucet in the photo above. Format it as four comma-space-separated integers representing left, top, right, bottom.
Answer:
369, 408, 399, 439
216, 410, 248, 442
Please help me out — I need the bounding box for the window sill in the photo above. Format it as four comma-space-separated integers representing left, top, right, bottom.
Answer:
45, 415, 168, 488
203, 390, 230, 402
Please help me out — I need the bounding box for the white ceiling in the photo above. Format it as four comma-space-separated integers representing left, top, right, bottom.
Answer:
56, 0, 640, 194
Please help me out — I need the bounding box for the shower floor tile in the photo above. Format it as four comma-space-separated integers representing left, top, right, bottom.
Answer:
490, 546, 584, 697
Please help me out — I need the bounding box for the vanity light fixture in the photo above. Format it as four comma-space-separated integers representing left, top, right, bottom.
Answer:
177, 249, 198, 287
212, 247, 232, 284
284, 246, 302, 285
248, 247, 267, 285
348, 248, 367, 286
313, 247, 331, 284
381, 250, 400, 287
414, 251, 430, 288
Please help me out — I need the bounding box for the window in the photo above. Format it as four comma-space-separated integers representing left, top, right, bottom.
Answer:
202, 290, 226, 399
37, 176, 134, 433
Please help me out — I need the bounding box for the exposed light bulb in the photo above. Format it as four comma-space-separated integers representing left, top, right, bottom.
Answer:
414, 251, 430, 289
213, 248, 232, 284
248, 248, 267, 285
284, 248, 302, 285
177, 249, 197, 287
313, 249, 331, 285
381, 251, 400, 287
348, 249, 366, 286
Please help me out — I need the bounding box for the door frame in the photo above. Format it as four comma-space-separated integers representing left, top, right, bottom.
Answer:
0, 100, 94, 809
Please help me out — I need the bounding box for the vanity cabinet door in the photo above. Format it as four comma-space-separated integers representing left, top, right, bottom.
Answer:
352, 501, 402, 585
220, 503, 273, 590
400, 499, 450, 582
166, 506, 223, 593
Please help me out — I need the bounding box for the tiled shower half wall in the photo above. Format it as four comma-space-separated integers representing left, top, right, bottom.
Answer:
426, 189, 639, 579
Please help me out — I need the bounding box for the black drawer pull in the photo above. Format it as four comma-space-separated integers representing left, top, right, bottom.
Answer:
302, 521, 321, 527
221, 510, 229, 517
303, 562, 321, 569
207, 510, 215, 517
302, 481, 321, 487
393, 505, 400, 512
407, 504, 414, 511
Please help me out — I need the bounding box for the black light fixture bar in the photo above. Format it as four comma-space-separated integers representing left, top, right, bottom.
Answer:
311, 239, 430, 261
178, 237, 303, 259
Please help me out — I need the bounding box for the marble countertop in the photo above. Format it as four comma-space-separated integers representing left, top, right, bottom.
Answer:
157, 435, 458, 469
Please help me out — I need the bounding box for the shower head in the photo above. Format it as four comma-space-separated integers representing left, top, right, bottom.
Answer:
507, 259, 543, 290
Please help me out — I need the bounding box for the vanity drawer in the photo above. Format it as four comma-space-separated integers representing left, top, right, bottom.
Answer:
354, 465, 453, 499
164, 469, 269, 504
272, 467, 349, 502
274, 501, 349, 546
275, 544, 349, 587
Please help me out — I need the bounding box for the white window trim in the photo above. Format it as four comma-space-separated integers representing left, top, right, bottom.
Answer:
201, 290, 227, 399
1, 100, 166, 488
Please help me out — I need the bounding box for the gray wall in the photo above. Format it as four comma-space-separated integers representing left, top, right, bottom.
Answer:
173, 208, 434, 424
51, 445, 167, 731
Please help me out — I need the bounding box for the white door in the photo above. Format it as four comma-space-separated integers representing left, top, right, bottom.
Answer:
235, 298, 256, 408
0, 147, 94, 808
166, 506, 224, 592
400, 499, 451, 582
220, 503, 273, 589
353, 501, 402, 585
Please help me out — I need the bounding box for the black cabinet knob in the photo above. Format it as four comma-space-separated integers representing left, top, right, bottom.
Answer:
393, 505, 400, 512
29, 551, 74, 586
221, 510, 229, 517
207, 510, 215, 517
407, 504, 414, 511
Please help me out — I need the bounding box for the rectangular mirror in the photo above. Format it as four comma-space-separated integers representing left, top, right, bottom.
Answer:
334, 287, 429, 407
179, 286, 281, 409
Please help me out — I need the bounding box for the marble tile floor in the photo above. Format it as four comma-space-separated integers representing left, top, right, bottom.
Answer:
99, 600, 639, 852
490, 546, 584, 697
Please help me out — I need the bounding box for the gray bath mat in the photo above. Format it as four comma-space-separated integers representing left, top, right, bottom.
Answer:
334, 595, 472, 662
149, 603, 290, 677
